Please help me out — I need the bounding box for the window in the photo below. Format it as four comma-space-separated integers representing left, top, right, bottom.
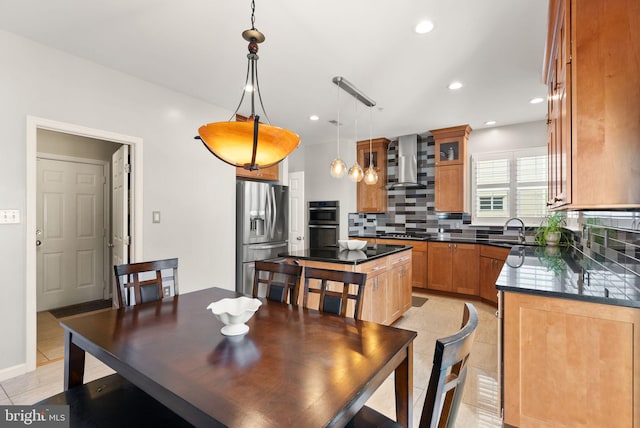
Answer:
472, 148, 547, 225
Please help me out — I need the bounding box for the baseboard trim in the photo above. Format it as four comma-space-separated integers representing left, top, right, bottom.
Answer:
0, 363, 28, 382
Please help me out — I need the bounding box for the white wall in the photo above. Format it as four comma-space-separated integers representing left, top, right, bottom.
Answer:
468, 120, 546, 153
301, 142, 357, 240
38, 129, 122, 161
0, 30, 236, 376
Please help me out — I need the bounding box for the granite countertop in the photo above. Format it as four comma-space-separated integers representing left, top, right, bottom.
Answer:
278, 244, 412, 265
496, 245, 640, 309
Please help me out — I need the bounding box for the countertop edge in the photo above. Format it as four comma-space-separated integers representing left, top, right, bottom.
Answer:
496, 284, 640, 309
278, 245, 412, 265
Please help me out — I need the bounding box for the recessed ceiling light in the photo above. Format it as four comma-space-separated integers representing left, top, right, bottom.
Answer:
529, 97, 544, 104
448, 81, 463, 90
415, 20, 434, 34
309, 115, 319, 121
484, 120, 497, 126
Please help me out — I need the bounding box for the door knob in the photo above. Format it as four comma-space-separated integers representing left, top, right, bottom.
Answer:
36, 240, 41, 246
296, 236, 302, 241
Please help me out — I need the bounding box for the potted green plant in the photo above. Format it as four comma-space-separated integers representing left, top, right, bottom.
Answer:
534, 212, 566, 246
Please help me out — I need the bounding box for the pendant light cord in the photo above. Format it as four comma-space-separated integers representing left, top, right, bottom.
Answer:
250, 0, 256, 29
369, 106, 374, 168
336, 80, 341, 157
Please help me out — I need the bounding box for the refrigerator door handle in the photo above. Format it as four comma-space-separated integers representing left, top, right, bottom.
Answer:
270, 186, 277, 240
250, 243, 288, 250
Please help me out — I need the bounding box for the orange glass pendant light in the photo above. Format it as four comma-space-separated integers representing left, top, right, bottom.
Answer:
197, 1, 300, 170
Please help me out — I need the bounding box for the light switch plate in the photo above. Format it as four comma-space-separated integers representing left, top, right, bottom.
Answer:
0, 210, 20, 224
152, 211, 161, 223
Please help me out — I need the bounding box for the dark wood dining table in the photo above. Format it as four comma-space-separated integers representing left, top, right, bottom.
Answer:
62, 287, 417, 427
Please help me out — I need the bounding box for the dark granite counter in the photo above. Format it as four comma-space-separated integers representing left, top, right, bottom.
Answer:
496, 245, 640, 309
278, 244, 411, 265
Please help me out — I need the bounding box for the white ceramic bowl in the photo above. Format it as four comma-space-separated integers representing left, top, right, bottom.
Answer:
338, 239, 367, 250
206, 296, 262, 337
339, 249, 367, 261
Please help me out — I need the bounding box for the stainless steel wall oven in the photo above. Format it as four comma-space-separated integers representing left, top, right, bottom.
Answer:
308, 201, 339, 248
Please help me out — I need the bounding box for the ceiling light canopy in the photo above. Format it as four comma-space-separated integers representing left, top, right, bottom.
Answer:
484, 120, 497, 126
448, 81, 463, 90
529, 97, 544, 104
196, 0, 300, 170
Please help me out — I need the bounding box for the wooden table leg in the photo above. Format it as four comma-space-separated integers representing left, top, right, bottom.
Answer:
63, 330, 85, 390
395, 341, 413, 428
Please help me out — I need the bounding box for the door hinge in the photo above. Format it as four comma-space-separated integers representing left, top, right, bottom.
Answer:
125, 236, 131, 246
124, 163, 131, 174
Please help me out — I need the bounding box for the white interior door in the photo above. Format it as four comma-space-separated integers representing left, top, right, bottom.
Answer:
111, 145, 129, 305
288, 171, 305, 252
36, 158, 106, 311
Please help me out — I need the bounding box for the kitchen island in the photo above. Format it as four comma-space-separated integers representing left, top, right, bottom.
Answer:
496, 245, 640, 427
279, 245, 412, 325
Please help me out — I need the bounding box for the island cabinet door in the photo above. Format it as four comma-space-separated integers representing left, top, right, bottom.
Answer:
357, 257, 389, 325
387, 251, 412, 323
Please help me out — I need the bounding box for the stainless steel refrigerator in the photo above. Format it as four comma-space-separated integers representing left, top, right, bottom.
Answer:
236, 180, 289, 295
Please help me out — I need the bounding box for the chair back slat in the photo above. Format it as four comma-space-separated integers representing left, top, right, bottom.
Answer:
420, 302, 478, 428
114, 258, 179, 307
303, 267, 367, 320
253, 260, 303, 305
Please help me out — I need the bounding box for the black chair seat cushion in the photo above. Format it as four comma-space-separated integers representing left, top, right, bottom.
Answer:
345, 405, 402, 428
37, 374, 193, 428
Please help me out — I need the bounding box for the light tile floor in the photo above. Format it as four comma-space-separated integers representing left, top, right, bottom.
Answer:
2, 292, 501, 427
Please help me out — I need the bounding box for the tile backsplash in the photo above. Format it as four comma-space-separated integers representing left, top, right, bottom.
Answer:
576, 211, 640, 280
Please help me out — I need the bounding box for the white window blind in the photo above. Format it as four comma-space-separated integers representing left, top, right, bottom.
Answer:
472, 148, 547, 225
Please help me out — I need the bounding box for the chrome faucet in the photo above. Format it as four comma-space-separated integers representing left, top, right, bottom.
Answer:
504, 217, 526, 244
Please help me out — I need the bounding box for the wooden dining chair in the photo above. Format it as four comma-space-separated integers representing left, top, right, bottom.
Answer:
114, 258, 178, 307
252, 260, 303, 304
303, 267, 367, 319
347, 302, 479, 428
39, 258, 189, 427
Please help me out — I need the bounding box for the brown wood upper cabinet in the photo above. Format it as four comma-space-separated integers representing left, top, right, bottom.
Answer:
356, 138, 390, 213
431, 125, 472, 213
544, 0, 640, 209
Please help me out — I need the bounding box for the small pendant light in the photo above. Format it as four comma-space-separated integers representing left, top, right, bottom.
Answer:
330, 79, 346, 178
363, 106, 378, 185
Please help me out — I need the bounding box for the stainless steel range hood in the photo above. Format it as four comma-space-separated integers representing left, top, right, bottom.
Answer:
387, 134, 425, 189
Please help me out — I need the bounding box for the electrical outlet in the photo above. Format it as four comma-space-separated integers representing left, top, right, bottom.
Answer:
163, 286, 171, 297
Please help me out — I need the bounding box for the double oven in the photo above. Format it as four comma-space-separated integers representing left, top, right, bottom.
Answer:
308, 201, 339, 248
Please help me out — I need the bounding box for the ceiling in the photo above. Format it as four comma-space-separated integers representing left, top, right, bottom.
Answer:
0, 0, 549, 147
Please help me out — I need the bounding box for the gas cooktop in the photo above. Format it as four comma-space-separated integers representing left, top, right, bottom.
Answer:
379, 233, 430, 239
